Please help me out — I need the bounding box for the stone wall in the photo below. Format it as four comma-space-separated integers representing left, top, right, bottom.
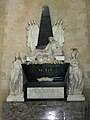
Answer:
0, 1, 8, 119
0, 0, 90, 119
84, 0, 90, 118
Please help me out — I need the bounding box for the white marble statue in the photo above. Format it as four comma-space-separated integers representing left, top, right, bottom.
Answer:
35, 53, 58, 64
69, 48, 84, 95
9, 53, 23, 96
26, 20, 39, 52
52, 20, 65, 47
25, 49, 57, 64
45, 37, 64, 56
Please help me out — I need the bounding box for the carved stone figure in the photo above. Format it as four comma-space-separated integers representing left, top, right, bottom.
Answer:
9, 53, 23, 96
35, 54, 56, 64
69, 48, 84, 95
46, 37, 64, 56
26, 20, 39, 52
52, 20, 65, 47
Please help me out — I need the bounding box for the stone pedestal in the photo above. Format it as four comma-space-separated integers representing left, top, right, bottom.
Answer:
67, 95, 85, 101
2, 101, 88, 120
6, 94, 24, 102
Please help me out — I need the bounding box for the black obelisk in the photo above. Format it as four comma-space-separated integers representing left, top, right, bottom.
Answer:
36, 6, 53, 49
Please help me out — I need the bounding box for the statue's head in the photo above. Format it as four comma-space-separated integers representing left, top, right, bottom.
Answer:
15, 52, 21, 60
71, 48, 79, 59
48, 37, 54, 43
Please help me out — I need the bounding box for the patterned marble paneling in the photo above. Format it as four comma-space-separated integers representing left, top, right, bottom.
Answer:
27, 87, 64, 99
2, 101, 88, 120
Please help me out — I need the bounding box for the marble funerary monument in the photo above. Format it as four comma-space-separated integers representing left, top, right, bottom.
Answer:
3, 5, 89, 120
22, 5, 69, 101
7, 6, 85, 102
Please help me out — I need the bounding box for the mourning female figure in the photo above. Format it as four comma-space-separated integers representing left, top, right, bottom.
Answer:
69, 48, 84, 95
9, 53, 23, 96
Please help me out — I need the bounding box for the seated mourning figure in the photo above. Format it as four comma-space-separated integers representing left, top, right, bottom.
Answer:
45, 36, 64, 56
68, 48, 84, 95
9, 53, 23, 96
